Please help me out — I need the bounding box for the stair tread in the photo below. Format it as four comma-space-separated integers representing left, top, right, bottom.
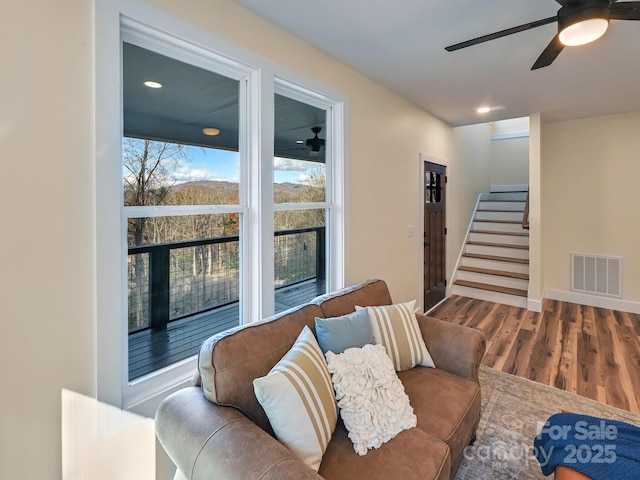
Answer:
471, 229, 529, 237
481, 199, 526, 203
467, 241, 529, 250
453, 279, 528, 297
458, 266, 529, 280
463, 253, 529, 264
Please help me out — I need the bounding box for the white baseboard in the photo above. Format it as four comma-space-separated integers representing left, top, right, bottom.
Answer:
527, 298, 543, 312
490, 184, 529, 193
544, 289, 640, 314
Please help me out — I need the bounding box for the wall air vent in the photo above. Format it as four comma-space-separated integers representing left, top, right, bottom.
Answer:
571, 254, 622, 298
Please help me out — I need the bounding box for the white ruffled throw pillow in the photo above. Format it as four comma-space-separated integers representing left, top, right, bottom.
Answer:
325, 344, 417, 455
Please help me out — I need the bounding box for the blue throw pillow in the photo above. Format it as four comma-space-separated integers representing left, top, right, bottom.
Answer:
315, 309, 375, 355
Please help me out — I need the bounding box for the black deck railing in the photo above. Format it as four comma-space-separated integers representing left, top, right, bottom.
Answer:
127, 226, 326, 334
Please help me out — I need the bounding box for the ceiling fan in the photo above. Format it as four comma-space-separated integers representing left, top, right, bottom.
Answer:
305, 126, 325, 157
276, 126, 326, 159
445, 0, 640, 70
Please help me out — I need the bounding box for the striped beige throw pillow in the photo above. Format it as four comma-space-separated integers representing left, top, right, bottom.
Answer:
357, 300, 435, 371
253, 326, 337, 471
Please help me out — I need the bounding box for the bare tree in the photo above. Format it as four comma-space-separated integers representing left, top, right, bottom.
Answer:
274, 167, 326, 231
123, 138, 185, 329
123, 138, 185, 245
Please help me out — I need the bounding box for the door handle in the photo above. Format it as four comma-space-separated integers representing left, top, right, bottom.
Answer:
424, 242, 430, 247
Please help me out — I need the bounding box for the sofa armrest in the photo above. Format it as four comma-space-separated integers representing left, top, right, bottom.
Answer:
156, 387, 323, 480
415, 313, 486, 383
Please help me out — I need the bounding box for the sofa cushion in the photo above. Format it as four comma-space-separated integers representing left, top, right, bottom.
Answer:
326, 344, 416, 455
197, 303, 324, 433
357, 300, 436, 371
319, 420, 450, 480
253, 326, 337, 471
312, 279, 393, 318
398, 367, 481, 471
315, 309, 374, 354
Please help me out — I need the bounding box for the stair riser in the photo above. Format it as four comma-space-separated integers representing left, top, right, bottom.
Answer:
461, 256, 529, 274
456, 271, 529, 290
487, 192, 528, 201
466, 244, 530, 259
469, 232, 529, 246
472, 221, 528, 234
478, 201, 526, 211
475, 211, 524, 222
449, 284, 528, 308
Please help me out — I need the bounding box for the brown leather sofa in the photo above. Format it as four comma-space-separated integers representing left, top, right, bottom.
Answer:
156, 279, 487, 480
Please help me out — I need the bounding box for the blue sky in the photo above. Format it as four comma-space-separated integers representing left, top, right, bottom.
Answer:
169, 145, 322, 185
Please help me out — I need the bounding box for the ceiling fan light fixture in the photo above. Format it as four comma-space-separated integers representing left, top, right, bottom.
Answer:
558, 3, 610, 47
559, 18, 609, 46
477, 106, 492, 114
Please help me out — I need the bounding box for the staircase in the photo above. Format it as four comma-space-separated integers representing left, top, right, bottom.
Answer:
452, 189, 529, 308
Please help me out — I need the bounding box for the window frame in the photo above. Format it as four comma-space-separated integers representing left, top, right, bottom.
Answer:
272, 80, 336, 314
95, 0, 345, 410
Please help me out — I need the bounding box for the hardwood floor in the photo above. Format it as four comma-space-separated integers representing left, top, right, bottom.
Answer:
428, 295, 640, 413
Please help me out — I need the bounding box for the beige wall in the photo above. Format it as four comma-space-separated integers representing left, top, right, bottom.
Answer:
0, 0, 469, 478
542, 111, 640, 303
0, 0, 96, 477
490, 137, 529, 186
449, 124, 492, 283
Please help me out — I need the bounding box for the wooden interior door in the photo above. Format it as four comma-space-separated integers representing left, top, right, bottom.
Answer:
423, 161, 446, 311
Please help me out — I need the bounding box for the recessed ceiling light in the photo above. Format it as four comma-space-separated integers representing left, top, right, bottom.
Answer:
202, 128, 221, 136
477, 106, 492, 114
144, 81, 162, 89
295, 140, 304, 144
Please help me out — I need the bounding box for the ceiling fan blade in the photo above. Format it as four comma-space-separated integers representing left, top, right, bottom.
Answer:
531, 34, 564, 70
610, 2, 640, 19
555, 0, 586, 5
445, 16, 557, 51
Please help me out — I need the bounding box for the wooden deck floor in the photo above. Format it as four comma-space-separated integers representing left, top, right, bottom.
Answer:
429, 295, 640, 413
129, 279, 325, 380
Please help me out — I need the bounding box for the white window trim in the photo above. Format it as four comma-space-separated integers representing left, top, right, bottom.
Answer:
96, 0, 345, 411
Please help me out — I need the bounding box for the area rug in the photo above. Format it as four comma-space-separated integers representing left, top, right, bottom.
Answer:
454, 366, 640, 479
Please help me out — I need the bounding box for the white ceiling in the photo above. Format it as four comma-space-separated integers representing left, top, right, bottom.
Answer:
239, 0, 640, 126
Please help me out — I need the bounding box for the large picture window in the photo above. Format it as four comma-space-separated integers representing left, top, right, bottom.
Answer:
122, 41, 243, 381
100, 19, 344, 399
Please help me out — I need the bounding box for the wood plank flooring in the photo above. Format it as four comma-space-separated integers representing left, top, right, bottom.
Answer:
428, 295, 640, 413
